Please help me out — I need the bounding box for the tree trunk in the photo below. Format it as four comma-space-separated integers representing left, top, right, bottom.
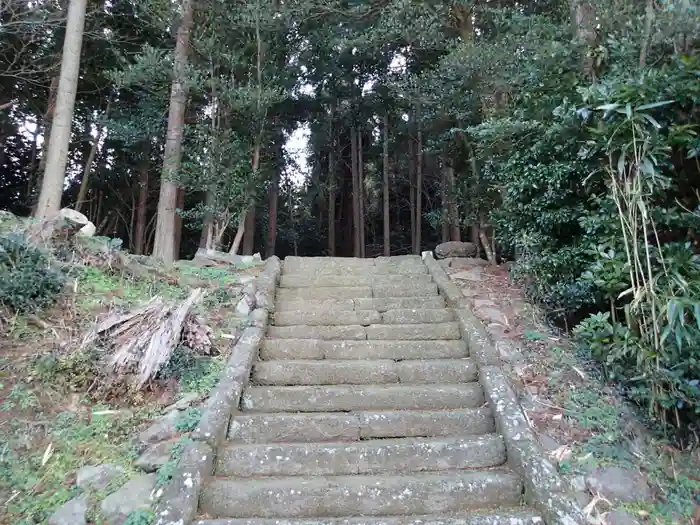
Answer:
173, 187, 185, 258
242, 207, 256, 255
152, 0, 193, 263
266, 170, 279, 258
34, 0, 87, 221
199, 191, 214, 248
571, 0, 597, 78
76, 98, 111, 213
415, 127, 423, 254
328, 106, 336, 256
441, 160, 449, 242
446, 164, 460, 241
358, 128, 366, 258
230, 141, 261, 255
409, 137, 416, 253
350, 127, 360, 258
134, 161, 149, 255
383, 114, 390, 256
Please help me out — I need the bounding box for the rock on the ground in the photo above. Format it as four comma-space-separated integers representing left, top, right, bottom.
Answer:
139, 410, 180, 445
585, 466, 653, 503
100, 473, 157, 525
165, 392, 200, 412
48, 494, 89, 525
435, 241, 478, 259
76, 464, 126, 493
135, 441, 175, 472
450, 257, 489, 267
477, 306, 509, 326
604, 510, 640, 525
451, 267, 483, 281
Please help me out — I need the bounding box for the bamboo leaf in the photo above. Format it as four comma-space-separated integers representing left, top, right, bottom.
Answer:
636, 100, 674, 111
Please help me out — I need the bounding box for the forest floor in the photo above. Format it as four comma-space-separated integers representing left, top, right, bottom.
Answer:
0, 230, 259, 524
444, 258, 700, 525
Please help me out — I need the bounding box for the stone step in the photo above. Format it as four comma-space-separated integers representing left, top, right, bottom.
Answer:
276, 297, 446, 313
259, 340, 468, 361
365, 323, 461, 340
252, 359, 478, 386
228, 408, 495, 443
241, 384, 484, 413
267, 323, 461, 341
274, 309, 453, 327
274, 310, 383, 327
199, 470, 523, 518
194, 510, 544, 525
279, 274, 435, 288
381, 309, 454, 324
277, 287, 373, 301
372, 283, 439, 298
216, 434, 507, 477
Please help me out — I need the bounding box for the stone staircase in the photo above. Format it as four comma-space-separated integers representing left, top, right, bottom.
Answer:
196, 256, 543, 525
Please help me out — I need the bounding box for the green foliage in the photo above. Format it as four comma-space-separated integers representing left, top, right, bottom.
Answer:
0, 233, 64, 313
175, 407, 202, 432
0, 408, 146, 522
32, 347, 101, 392
123, 510, 154, 525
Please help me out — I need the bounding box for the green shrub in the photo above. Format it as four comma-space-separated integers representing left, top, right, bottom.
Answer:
0, 233, 64, 313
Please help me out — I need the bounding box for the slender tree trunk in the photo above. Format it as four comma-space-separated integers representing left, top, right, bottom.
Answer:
242, 207, 256, 255
134, 161, 149, 255
34, 0, 87, 221
571, 0, 597, 78
76, 98, 111, 213
358, 129, 366, 258
152, 0, 193, 263
639, 0, 654, 67
409, 137, 416, 253
328, 106, 336, 256
382, 115, 392, 255
441, 162, 450, 242
350, 127, 360, 257
446, 164, 460, 241
199, 191, 214, 248
173, 187, 185, 258
266, 170, 279, 258
230, 142, 261, 255
415, 127, 423, 254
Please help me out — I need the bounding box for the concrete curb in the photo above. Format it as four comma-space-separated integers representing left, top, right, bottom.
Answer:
153, 256, 281, 525
153, 441, 213, 525
423, 252, 584, 525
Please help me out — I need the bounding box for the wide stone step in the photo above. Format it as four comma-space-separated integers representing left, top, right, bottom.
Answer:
372, 283, 439, 298
267, 323, 461, 341
279, 274, 434, 288
274, 310, 383, 327
381, 309, 454, 324
216, 434, 507, 477
276, 297, 446, 313
260, 339, 468, 361
252, 359, 478, 386
241, 384, 484, 412
277, 287, 373, 301
228, 408, 495, 443
199, 470, 523, 518
194, 510, 544, 525
274, 309, 453, 327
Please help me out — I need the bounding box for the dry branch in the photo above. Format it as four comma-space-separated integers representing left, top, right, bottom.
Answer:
80, 288, 212, 389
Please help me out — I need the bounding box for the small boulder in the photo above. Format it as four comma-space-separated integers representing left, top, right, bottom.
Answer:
164, 392, 200, 412
451, 268, 483, 282
100, 473, 157, 525
139, 410, 180, 445
604, 510, 640, 525
135, 441, 175, 473
435, 241, 478, 259
48, 494, 89, 525
76, 464, 126, 493
585, 466, 653, 503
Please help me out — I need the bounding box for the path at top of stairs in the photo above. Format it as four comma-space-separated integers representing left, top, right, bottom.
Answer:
196, 255, 543, 525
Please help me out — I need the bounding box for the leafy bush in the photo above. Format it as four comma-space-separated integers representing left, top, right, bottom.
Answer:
0, 233, 64, 313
